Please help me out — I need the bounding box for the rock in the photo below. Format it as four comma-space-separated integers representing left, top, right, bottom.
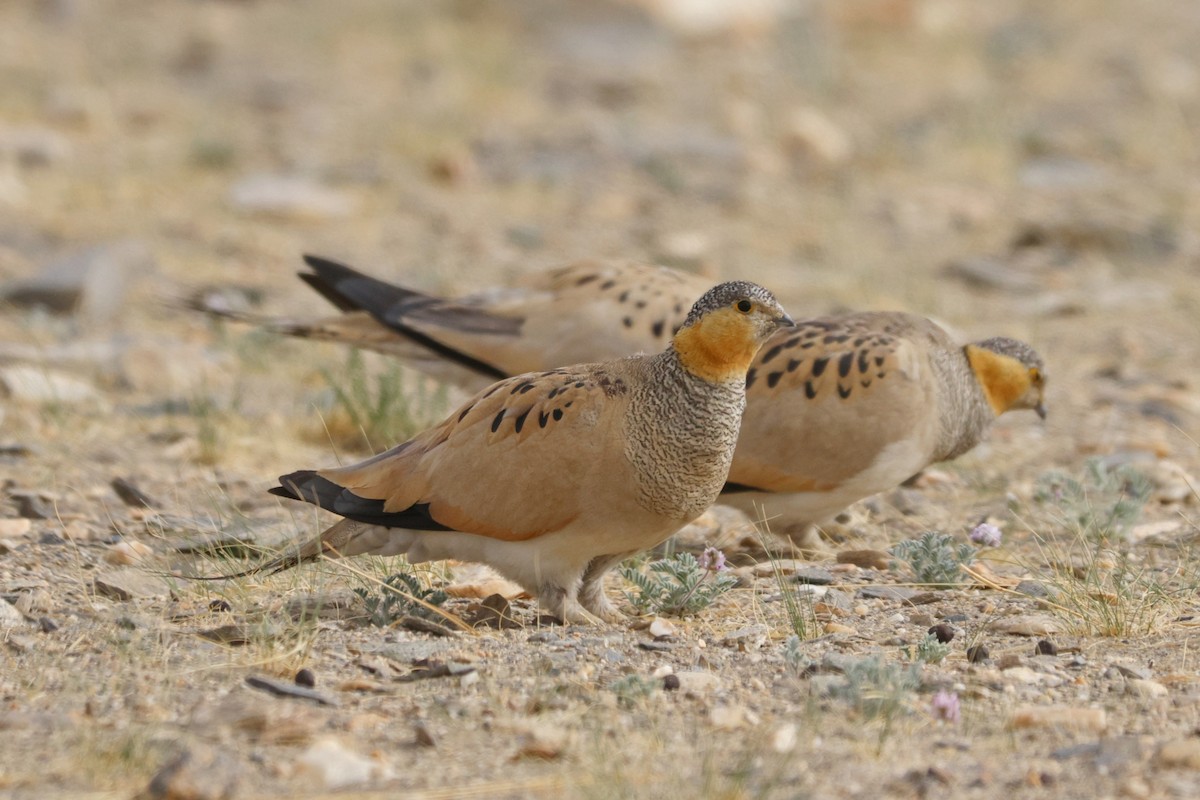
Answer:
710, 703, 759, 730
782, 107, 851, 167
1157, 739, 1200, 770
929, 624, 955, 644
793, 567, 836, 585
771, 723, 798, 753
0, 239, 153, 322
1014, 580, 1055, 599
93, 568, 168, 600
654, 230, 711, 268
111, 477, 158, 509
1034, 639, 1058, 656
648, 617, 677, 640
0, 599, 29, 629
413, 720, 437, 748
295, 737, 393, 790
942, 256, 1039, 293
0, 518, 33, 537
10, 492, 53, 520
466, 593, 521, 629
837, 549, 891, 570
1144, 460, 1197, 505
633, 0, 790, 38
0, 366, 103, 406
1003, 666, 1051, 685
751, 559, 806, 579
514, 723, 569, 760
228, 174, 356, 220
966, 644, 990, 663
1124, 678, 1168, 699
104, 540, 154, 565
445, 563, 526, 599
823, 621, 856, 634
1010, 706, 1107, 732
1108, 662, 1152, 680
672, 670, 722, 696
886, 488, 926, 516
721, 624, 768, 649
670, 505, 751, 551
286, 591, 365, 622
988, 615, 1061, 637
1018, 156, 1109, 191
244, 675, 339, 707
142, 746, 241, 800
857, 586, 920, 602
0, 125, 72, 167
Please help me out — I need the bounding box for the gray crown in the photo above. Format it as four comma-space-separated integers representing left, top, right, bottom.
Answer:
682, 281, 781, 327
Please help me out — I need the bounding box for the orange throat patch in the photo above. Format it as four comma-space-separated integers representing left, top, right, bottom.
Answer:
672, 308, 762, 383
964, 344, 1031, 416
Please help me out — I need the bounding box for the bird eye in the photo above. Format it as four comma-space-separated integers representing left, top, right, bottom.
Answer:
735, 300, 753, 313
1030, 368, 1042, 383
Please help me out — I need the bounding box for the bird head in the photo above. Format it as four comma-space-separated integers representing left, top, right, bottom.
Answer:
671, 281, 794, 383
965, 337, 1047, 419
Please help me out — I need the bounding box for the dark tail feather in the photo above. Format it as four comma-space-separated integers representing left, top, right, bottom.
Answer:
301, 254, 430, 315
299, 254, 511, 382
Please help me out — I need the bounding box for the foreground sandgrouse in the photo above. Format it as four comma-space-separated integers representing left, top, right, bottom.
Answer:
265, 281, 793, 623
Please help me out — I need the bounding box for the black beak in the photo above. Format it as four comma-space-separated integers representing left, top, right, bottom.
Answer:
1035, 403, 1047, 420
776, 314, 796, 329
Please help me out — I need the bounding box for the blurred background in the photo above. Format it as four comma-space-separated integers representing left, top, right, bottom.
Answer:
1, 0, 1197, 473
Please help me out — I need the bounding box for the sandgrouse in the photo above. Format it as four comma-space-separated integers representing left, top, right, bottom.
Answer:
264, 281, 792, 623
238, 255, 712, 390
721, 311, 1045, 547
235, 256, 1046, 551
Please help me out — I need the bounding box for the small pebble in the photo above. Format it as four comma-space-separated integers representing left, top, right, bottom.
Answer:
1035, 639, 1058, 656
929, 624, 955, 644
295, 668, 316, 688
413, 720, 437, 748
967, 644, 990, 664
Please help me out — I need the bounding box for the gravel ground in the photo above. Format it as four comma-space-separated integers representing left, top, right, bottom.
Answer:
2, 1, 1199, 798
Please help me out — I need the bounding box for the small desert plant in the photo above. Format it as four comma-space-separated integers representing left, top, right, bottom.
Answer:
620, 547, 738, 617
759, 534, 818, 640
354, 572, 448, 627
319, 349, 449, 452
783, 635, 810, 674
1030, 540, 1185, 637
1031, 458, 1152, 542
834, 656, 923, 752
890, 531, 974, 588
610, 674, 658, 707
903, 633, 951, 665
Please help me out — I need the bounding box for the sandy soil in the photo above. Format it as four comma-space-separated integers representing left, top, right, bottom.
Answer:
1, 1, 1199, 797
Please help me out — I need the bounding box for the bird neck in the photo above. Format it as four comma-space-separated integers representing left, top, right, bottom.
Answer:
963, 344, 1029, 417
670, 313, 759, 384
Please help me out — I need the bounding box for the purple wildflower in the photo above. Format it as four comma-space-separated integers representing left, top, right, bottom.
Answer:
930, 689, 961, 724
698, 546, 728, 572
969, 522, 1002, 548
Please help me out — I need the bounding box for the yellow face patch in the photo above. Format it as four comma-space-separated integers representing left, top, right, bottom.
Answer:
964, 344, 1035, 416
673, 306, 765, 383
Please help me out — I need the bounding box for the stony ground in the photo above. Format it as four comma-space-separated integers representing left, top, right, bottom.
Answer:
2, 1, 1199, 798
